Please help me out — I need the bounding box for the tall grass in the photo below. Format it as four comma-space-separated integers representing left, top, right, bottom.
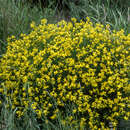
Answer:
0, 0, 57, 55
0, 0, 129, 51
68, 0, 130, 33
0, 97, 81, 130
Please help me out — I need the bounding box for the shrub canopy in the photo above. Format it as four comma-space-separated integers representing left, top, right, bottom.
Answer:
0, 17, 130, 129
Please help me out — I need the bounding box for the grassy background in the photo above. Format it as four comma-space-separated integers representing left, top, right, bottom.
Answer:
0, 0, 130, 55
0, 0, 130, 129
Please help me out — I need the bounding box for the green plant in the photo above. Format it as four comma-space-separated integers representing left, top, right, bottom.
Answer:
0, 0, 56, 55
0, 17, 129, 129
68, 0, 130, 34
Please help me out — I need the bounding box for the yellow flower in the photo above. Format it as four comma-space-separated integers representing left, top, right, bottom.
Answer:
0, 16, 129, 129
36, 110, 42, 118
50, 114, 57, 120
71, 18, 77, 23
30, 21, 35, 28
41, 19, 47, 24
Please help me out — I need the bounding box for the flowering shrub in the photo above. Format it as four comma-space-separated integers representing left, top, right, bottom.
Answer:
0, 17, 130, 129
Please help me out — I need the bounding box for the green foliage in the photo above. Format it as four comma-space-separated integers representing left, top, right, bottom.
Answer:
25, 0, 71, 10
0, 18, 129, 129
0, 0, 129, 55
68, 0, 130, 32
0, 0, 56, 55
0, 0, 130, 129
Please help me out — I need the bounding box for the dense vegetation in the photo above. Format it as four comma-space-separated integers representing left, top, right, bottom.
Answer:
0, 0, 130, 129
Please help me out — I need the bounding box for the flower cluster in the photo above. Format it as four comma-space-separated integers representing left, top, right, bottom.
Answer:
0, 17, 130, 129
